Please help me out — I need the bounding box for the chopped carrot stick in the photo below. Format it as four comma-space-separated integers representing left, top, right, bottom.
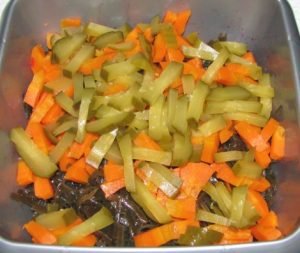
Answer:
166, 48, 184, 62
44, 64, 62, 83
30, 45, 45, 73
16, 160, 34, 186
133, 132, 162, 151
24, 221, 57, 245
215, 163, 240, 185
68, 133, 99, 159
247, 189, 269, 218
29, 93, 55, 123
34, 177, 54, 200
270, 125, 285, 160
28, 123, 52, 153
152, 33, 167, 63
235, 121, 269, 152
215, 66, 239, 86
255, 148, 271, 169
176, 35, 190, 47
144, 27, 154, 43
163, 10, 178, 24
191, 134, 204, 146
79, 53, 116, 75
24, 70, 45, 108
179, 162, 215, 199
226, 63, 250, 77
85, 163, 96, 176
251, 224, 282, 241
209, 224, 253, 244
100, 178, 125, 198
243, 51, 256, 64
59, 150, 76, 172
134, 220, 199, 247
261, 118, 279, 142
183, 58, 205, 80
248, 177, 271, 192
125, 27, 142, 42
103, 160, 124, 182
166, 197, 196, 219
65, 158, 89, 184
258, 211, 279, 228
41, 104, 64, 124
103, 83, 128, 96
174, 10, 192, 35
60, 17, 81, 28
72, 234, 97, 247
201, 132, 219, 164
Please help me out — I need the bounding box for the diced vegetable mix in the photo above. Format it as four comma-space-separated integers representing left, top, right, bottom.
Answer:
10, 11, 285, 247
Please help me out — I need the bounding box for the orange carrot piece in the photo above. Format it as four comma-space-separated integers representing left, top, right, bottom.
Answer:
248, 177, 271, 192
176, 34, 191, 47
103, 83, 128, 96
235, 121, 269, 152
85, 163, 96, 176
261, 118, 279, 142
24, 70, 45, 108
29, 93, 55, 123
72, 234, 97, 247
41, 104, 64, 124
215, 163, 240, 185
30, 45, 45, 73
64, 158, 89, 184
251, 224, 282, 241
243, 51, 256, 64
24, 221, 57, 245
166, 48, 184, 62
258, 211, 279, 228
125, 27, 142, 42
28, 122, 52, 153
17, 160, 34, 186
44, 64, 62, 83
79, 53, 116, 75
226, 63, 250, 76
174, 10, 192, 35
163, 10, 178, 24
134, 220, 199, 247
166, 197, 196, 219
183, 58, 205, 80
209, 224, 253, 244
68, 133, 99, 159
59, 150, 76, 172
215, 66, 239, 86
270, 125, 285, 160
247, 189, 269, 218
179, 162, 215, 199
201, 132, 219, 164
100, 178, 125, 198
103, 160, 124, 182
60, 17, 81, 28
144, 27, 154, 43
255, 148, 271, 169
133, 132, 162, 151
219, 120, 234, 144
152, 33, 167, 63
34, 177, 54, 200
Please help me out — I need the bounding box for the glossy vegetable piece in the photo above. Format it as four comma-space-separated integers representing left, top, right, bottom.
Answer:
131, 177, 172, 224
55, 92, 78, 117
117, 133, 136, 192
94, 31, 124, 49
133, 147, 172, 166
205, 100, 262, 114
86, 129, 117, 169
138, 162, 182, 197
52, 33, 86, 63
10, 128, 58, 178
49, 132, 75, 163
178, 226, 223, 246
58, 207, 114, 245
35, 208, 78, 230
182, 42, 219, 61
206, 86, 251, 101
197, 209, 231, 226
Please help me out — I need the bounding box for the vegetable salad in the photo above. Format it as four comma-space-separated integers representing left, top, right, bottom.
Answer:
10, 10, 285, 247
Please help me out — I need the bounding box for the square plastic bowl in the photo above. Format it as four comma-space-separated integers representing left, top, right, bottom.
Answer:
0, 0, 300, 252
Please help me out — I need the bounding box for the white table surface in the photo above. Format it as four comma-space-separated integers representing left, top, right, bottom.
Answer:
0, 0, 300, 29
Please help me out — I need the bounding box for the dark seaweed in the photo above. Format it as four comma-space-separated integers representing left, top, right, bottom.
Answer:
263, 163, 278, 207
219, 134, 248, 152
23, 103, 32, 120
271, 105, 284, 121
202, 60, 213, 69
